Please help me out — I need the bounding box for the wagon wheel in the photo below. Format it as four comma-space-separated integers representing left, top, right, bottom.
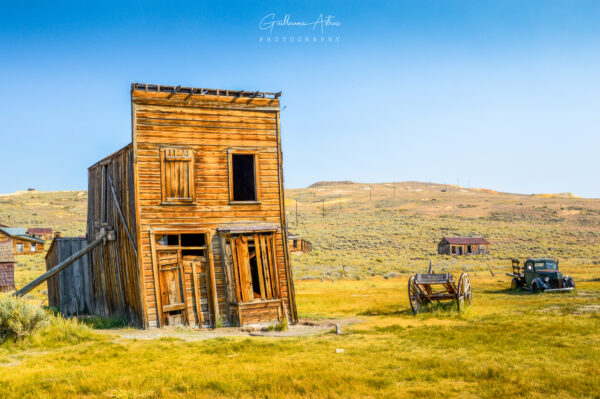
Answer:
457, 273, 472, 311
408, 276, 420, 314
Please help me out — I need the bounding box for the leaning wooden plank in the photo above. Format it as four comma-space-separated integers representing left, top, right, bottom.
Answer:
148, 231, 163, 327
269, 235, 280, 298
253, 234, 266, 300
229, 239, 242, 303
177, 249, 190, 325
190, 261, 203, 326
206, 233, 219, 326
107, 174, 138, 257
260, 235, 273, 299
14, 233, 106, 298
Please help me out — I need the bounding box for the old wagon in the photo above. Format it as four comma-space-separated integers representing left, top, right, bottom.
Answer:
407, 272, 471, 314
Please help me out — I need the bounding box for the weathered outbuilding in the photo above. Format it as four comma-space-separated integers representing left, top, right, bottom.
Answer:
288, 233, 312, 253
27, 228, 54, 241
46, 83, 296, 328
0, 227, 45, 255
0, 242, 15, 292
438, 237, 489, 255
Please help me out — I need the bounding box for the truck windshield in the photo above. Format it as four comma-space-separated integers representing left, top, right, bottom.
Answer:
535, 261, 557, 270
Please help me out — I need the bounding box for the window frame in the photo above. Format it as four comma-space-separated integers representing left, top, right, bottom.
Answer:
227, 149, 261, 204
160, 147, 196, 205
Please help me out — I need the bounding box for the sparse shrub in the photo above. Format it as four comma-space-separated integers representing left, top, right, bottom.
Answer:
274, 318, 288, 331
0, 296, 50, 342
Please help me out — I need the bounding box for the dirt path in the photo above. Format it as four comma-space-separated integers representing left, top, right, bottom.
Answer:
99, 318, 362, 342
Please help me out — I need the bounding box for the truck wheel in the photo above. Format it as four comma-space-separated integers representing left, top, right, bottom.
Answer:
565, 277, 575, 289
531, 282, 539, 294
511, 278, 519, 290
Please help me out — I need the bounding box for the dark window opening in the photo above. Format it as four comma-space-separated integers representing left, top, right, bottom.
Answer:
467, 245, 472, 253
249, 254, 261, 298
158, 234, 179, 246
182, 249, 205, 257
181, 234, 205, 247
232, 154, 256, 201
451, 246, 456, 254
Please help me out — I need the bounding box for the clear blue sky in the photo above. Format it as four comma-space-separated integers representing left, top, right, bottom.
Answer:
1, 1, 598, 197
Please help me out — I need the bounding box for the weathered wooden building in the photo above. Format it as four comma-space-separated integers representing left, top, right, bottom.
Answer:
27, 228, 54, 241
438, 237, 489, 255
46, 83, 297, 328
0, 242, 15, 292
45, 237, 93, 316
0, 227, 45, 255
288, 233, 312, 253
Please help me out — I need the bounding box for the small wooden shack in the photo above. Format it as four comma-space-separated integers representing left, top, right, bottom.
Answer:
27, 228, 54, 241
438, 237, 489, 255
288, 233, 312, 253
45, 237, 93, 315
0, 242, 15, 292
46, 83, 297, 329
0, 228, 45, 255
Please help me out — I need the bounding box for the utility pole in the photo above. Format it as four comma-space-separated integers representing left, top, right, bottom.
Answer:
369, 186, 372, 201
295, 199, 298, 227
393, 182, 396, 196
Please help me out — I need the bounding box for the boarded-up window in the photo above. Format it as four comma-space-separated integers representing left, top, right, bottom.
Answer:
228, 234, 279, 303
160, 148, 195, 204
228, 151, 259, 202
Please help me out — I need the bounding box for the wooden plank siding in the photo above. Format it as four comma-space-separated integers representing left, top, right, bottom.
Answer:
0, 231, 45, 255
131, 88, 297, 328
87, 144, 145, 326
45, 237, 94, 316
44, 84, 297, 329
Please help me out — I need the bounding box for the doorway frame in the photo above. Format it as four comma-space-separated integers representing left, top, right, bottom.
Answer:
148, 229, 219, 327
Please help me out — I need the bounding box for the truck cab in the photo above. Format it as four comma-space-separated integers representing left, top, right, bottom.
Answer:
509, 258, 575, 293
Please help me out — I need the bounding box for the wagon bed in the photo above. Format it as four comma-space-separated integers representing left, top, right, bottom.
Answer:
408, 272, 471, 314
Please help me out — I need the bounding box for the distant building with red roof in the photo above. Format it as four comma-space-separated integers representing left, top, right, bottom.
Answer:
26, 228, 54, 240
438, 236, 489, 255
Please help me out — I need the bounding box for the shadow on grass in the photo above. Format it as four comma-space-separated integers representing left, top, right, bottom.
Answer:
484, 288, 533, 296
359, 300, 464, 317
358, 305, 414, 317
78, 315, 129, 329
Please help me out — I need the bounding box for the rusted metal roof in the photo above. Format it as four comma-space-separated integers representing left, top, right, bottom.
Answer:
442, 237, 489, 245
0, 242, 14, 263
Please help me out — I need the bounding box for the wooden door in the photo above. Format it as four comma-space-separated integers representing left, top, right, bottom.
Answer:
157, 250, 187, 325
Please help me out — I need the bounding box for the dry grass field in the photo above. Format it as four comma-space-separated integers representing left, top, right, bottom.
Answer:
0, 183, 599, 398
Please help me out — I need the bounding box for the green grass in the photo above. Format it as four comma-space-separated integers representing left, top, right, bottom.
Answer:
0, 183, 598, 397
0, 274, 599, 398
